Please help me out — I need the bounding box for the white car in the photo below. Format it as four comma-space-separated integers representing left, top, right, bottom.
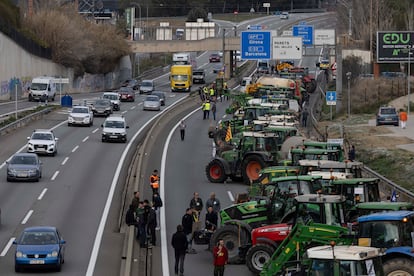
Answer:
143, 95, 161, 111
280, 12, 289, 19
101, 115, 129, 143
27, 129, 58, 156
102, 92, 121, 111
68, 105, 94, 127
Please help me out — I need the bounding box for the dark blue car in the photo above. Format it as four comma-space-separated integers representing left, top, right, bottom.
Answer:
14, 226, 66, 272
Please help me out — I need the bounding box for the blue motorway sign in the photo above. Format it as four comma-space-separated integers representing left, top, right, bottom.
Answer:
248, 25, 262, 30
293, 25, 314, 45
241, 31, 272, 60
326, 91, 337, 105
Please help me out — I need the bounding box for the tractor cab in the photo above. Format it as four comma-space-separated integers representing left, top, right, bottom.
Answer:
289, 147, 343, 165
298, 159, 364, 178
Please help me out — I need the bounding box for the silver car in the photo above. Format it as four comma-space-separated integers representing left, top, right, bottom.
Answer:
151, 91, 166, 106
143, 95, 161, 111
6, 153, 42, 182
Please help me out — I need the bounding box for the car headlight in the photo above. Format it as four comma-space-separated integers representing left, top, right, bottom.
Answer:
68, 115, 73, 120
49, 251, 58, 257
27, 143, 33, 147
16, 251, 23, 258
8, 169, 17, 174
102, 132, 107, 136
49, 143, 55, 148
28, 169, 37, 174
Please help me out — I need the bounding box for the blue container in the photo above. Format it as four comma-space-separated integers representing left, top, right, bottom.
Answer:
61, 95, 72, 107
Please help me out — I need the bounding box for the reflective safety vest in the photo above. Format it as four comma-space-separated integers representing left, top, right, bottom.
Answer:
150, 174, 159, 183
210, 88, 215, 96
151, 181, 159, 189
203, 87, 209, 94
204, 102, 211, 111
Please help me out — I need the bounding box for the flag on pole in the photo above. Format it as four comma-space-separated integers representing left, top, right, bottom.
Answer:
225, 125, 232, 142
390, 190, 397, 202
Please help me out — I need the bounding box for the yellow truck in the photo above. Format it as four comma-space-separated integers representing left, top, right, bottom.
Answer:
170, 65, 192, 92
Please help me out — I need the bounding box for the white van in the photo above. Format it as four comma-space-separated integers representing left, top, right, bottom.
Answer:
29, 76, 57, 102
240, 77, 252, 92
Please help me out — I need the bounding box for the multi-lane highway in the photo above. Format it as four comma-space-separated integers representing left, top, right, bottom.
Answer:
0, 12, 336, 276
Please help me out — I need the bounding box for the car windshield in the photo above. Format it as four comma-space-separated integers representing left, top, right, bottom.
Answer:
95, 100, 110, 107
32, 133, 53, 140
105, 120, 124, 128
141, 81, 152, 87
10, 155, 37, 165
20, 232, 58, 245
103, 94, 118, 100
146, 96, 159, 101
119, 87, 132, 92
30, 83, 48, 91
172, 75, 188, 81
72, 108, 88, 113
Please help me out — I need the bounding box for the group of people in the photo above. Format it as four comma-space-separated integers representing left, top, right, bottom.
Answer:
171, 192, 228, 276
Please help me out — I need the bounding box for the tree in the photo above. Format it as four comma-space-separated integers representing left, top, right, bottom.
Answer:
187, 7, 208, 22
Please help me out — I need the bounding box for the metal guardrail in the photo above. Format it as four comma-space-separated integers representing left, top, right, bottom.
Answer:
0, 107, 54, 136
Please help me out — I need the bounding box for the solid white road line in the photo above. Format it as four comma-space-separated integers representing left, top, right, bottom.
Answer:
72, 145, 79, 152
21, 210, 33, 224
82, 136, 89, 142
227, 191, 235, 202
38, 188, 48, 200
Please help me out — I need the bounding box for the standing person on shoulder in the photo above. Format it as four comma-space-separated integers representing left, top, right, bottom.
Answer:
152, 192, 163, 231
211, 102, 217, 121
400, 108, 408, 129
190, 192, 203, 215
205, 206, 218, 232
348, 145, 356, 161
150, 169, 160, 195
131, 191, 140, 211
136, 201, 146, 246
213, 239, 228, 276
206, 192, 221, 214
182, 208, 196, 254
179, 120, 186, 141
125, 204, 137, 227
171, 225, 188, 276
146, 202, 157, 246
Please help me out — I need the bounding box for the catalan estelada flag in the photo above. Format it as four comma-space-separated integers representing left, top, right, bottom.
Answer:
225, 125, 232, 142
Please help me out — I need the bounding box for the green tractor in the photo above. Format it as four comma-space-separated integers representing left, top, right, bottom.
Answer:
205, 131, 280, 184
209, 175, 325, 263
298, 159, 364, 178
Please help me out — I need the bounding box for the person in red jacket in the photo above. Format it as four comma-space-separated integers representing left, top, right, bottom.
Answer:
213, 239, 228, 276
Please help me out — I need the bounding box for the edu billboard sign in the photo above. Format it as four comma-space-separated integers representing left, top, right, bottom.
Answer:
377, 31, 414, 63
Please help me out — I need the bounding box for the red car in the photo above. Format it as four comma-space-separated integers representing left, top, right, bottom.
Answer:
209, 53, 221, 63
118, 87, 135, 102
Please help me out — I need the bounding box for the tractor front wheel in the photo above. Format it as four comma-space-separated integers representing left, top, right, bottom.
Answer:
210, 224, 249, 264
242, 155, 266, 184
246, 244, 276, 274
206, 159, 227, 183
383, 258, 414, 276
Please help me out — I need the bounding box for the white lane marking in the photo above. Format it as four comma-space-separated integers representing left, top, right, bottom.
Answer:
92, 128, 99, 133
86, 95, 189, 276
51, 171, 60, 181
21, 210, 34, 224
0, 238, 15, 257
61, 157, 69, 165
130, 106, 136, 110
72, 145, 79, 152
122, 111, 128, 114
227, 191, 235, 202
82, 136, 89, 142
161, 107, 200, 276
38, 188, 48, 200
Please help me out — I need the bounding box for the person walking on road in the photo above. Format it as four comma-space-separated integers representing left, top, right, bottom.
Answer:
211, 102, 217, 121
202, 100, 211, 120
179, 120, 186, 141
171, 225, 188, 276
206, 192, 221, 214
301, 109, 309, 127
400, 108, 408, 129
150, 169, 160, 195
182, 208, 196, 254
152, 192, 163, 230
213, 239, 228, 276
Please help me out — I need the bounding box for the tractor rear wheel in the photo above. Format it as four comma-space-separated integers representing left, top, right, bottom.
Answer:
210, 224, 249, 264
242, 155, 266, 184
246, 244, 276, 274
383, 258, 414, 276
206, 159, 227, 183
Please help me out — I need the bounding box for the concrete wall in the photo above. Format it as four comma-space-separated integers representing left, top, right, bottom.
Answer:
0, 32, 131, 100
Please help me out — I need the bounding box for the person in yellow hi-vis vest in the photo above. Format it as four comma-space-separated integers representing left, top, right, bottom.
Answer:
203, 86, 209, 101
202, 100, 211, 120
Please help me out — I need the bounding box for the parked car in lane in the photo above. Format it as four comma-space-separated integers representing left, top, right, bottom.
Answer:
143, 95, 161, 111
6, 153, 42, 182
151, 91, 166, 106
27, 129, 58, 156
139, 80, 155, 94
209, 53, 221, 63
118, 87, 135, 102
68, 105, 93, 127
101, 115, 129, 143
376, 106, 399, 126
91, 99, 113, 117
102, 92, 121, 111
193, 69, 206, 84
14, 226, 66, 272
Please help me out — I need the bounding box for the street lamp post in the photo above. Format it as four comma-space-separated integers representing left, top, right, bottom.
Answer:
346, 72, 352, 118
408, 49, 412, 115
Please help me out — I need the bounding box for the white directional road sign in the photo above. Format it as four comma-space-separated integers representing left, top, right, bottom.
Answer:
314, 29, 336, 45
272, 36, 303, 60
326, 91, 337, 105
